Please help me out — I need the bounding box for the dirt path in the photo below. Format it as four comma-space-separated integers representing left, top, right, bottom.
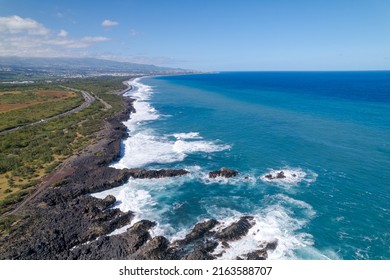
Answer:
9, 161, 76, 215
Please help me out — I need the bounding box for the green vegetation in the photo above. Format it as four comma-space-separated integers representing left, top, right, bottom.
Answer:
0, 76, 132, 215
0, 214, 19, 234
61, 76, 129, 113
0, 83, 84, 131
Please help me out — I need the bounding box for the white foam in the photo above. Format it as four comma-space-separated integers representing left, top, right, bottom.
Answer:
207, 195, 318, 260
112, 132, 185, 168
107, 225, 132, 236
112, 130, 231, 169
92, 176, 191, 237
260, 167, 317, 187
97, 78, 328, 259
122, 79, 160, 132
124, 100, 159, 131
173, 140, 231, 154
270, 194, 316, 216
172, 132, 203, 140
199, 169, 258, 186
125, 78, 154, 100
112, 78, 231, 169
92, 179, 156, 218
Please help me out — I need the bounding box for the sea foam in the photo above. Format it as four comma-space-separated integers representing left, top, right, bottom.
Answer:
92, 175, 191, 237
208, 194, 317, 260
95, 77, 329, 259
260, 167, 318, 188
111, 78, 231, 169
172, 132, 203, 140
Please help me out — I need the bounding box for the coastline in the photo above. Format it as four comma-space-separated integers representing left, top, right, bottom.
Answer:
0, 77, 277, 260
0, 80, 189, 259
116, 80, 134, 96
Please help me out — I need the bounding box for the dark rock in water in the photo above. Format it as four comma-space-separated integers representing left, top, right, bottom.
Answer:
216, 216, 255, 241
276, 171, 286, 179
173, 219, 219, 260
214, 251, 225, 258
66, 220, 154, 260
0, 93, 278, 261
265, 239, 278, 251
292, 173, 297, 177
245, 249, 268, 260
174, 219, 219, 246
62, 215, 274, 260
202, 239, 219, 252
184, 240, 218, 260
124, 220, 157, 254
264, 171, 286, 180
127, 168, 189, 179
102, 195, 116, 209
0, 194, 134, 260
130, 236, 171, 260
240, 240, 277, 261
209, 167, 238, 178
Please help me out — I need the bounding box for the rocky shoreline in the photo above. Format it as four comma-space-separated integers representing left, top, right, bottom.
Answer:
0, 92, 277, 260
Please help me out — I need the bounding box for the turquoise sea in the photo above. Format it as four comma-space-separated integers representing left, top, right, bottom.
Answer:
94, 72, 390, 259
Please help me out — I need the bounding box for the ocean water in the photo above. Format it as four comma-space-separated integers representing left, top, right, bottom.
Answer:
93, 72, 390, 260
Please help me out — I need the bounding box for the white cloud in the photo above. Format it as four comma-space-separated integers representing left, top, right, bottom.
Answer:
33, 36, 110, 49
58, 29, 68, 37
0, 36, 65, 57
0, 34, 112, 57
0, 15, 175, 67
101, 19, 119, 27
0, 15, 111, 57
0, 15, 49, 35
62, 36, 111, 48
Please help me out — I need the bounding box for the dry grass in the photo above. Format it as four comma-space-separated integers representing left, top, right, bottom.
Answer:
0, 90, 76, 113
0, 175, 12, 200
0, 91, 21, 95
35, 90, 76, 98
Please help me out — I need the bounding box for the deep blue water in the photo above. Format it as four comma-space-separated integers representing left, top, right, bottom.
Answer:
96, 72, 390, 259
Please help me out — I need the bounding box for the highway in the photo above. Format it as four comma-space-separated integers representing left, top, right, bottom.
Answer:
0, 89, 95, 135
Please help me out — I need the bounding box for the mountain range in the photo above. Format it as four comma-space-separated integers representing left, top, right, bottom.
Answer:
0, 57, 189, 81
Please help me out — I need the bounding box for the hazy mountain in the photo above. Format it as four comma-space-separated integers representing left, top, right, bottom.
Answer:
0, 57, 188, 81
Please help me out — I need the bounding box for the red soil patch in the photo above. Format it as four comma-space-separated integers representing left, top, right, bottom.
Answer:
0, 90, 76, 113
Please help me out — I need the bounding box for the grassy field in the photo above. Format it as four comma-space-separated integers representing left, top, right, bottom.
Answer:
60, 76, 129, 113
0, 89, 76, 112
0, 84, 84, 131
0, 76, 131, 215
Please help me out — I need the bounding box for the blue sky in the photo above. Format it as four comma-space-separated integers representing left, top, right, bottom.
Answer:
0, 0, 389, 70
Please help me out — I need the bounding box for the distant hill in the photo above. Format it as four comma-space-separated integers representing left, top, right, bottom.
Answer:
0, 57, 189, 81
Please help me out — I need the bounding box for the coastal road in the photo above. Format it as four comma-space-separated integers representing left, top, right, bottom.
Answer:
115, 81, 133, 95
63, 85, 112, 109
0, 88, 95, 135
